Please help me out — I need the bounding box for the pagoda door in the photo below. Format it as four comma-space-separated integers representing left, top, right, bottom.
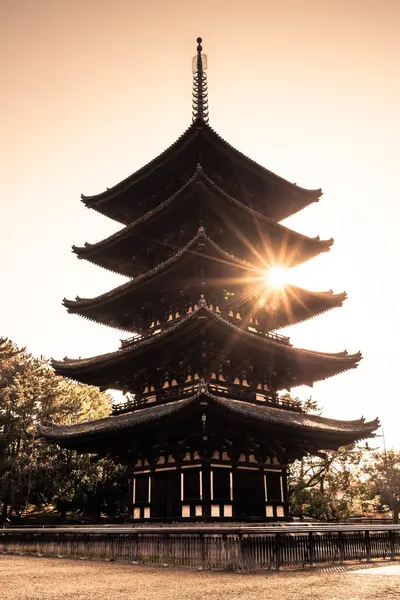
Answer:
151, 470, 181, 520
233, 469, 265, 519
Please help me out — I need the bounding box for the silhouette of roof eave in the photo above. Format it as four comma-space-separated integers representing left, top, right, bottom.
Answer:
81, 119, 321, 215
39, 385, 379, 443
74, 167, 331, 262
52, 307, 362, 374
64, 232, 340, 314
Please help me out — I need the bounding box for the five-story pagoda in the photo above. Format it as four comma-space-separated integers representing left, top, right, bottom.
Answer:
41, 39, 378, 522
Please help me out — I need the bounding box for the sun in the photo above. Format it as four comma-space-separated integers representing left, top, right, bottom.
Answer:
265, 266, 289, 289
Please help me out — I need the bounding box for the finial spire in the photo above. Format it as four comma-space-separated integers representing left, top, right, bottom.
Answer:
192, 37, 209, 123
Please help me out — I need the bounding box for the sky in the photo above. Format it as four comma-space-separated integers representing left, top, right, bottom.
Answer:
1, 0, 399, 448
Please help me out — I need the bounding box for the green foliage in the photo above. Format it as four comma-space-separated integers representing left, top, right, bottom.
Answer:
301, 396, 322, 415
362, 449, 400, 523
0, 337, 125, 522
289, 444, 366, 522
288, 397, 399, 523
290, 488, 353, 522
288, 395, 371, 522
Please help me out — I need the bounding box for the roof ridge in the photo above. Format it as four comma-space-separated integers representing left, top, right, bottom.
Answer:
81, 122, 200, 205
201, 122, 322, 198
199, 169, 332, 244
74, 171, 200, 254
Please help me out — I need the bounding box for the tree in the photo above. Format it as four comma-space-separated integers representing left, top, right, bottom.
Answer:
0, 337, 120, 522
362, 449, 400, 524
289, 444, 367, 521
287, 395, 369, 522
0, 337, 39, 519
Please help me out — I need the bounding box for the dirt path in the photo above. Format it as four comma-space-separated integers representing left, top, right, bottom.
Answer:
1, 555, 400, 600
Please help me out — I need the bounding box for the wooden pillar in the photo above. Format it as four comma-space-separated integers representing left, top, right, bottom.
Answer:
202, 466, 211, 520
128, 478, 134, 518
281, 467, 289, 519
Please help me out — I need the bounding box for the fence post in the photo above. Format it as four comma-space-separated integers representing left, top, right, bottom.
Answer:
308, 532, 314, 566
275, 533, 281, 570
365, 530, 371, 562
338, 532, 345, 564
389, 530, 395, 560
200, 532, 206, 570
164, 533, 170, 565
238, 533, 245, 571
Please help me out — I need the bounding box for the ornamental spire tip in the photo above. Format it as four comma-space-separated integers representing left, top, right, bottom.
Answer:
192, 37, 209, 123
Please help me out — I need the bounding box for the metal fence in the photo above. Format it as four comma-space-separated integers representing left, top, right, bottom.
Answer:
1, 525, 399, 571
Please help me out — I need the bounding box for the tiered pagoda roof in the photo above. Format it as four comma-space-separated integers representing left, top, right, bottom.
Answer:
80, 119, 322, 225
54, 303, 360, 393
65, 227, 344, 334
44, 38, 378, 459
74, 167, 332, 277
40, 381, 378, 456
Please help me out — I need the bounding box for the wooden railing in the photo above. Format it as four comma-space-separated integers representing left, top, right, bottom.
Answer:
1, 525, 399, 571
112, 386, 302, 415
119, 318, 291, 350
112, 384, 201, 415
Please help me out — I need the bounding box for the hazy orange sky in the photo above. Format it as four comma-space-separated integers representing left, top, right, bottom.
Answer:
1, 0, 399, 448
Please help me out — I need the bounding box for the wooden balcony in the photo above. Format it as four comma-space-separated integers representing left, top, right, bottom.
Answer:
119, 314, 291, 350
111, 382, 302, 416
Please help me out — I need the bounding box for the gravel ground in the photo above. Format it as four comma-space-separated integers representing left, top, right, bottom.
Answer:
1, 555, 400, 600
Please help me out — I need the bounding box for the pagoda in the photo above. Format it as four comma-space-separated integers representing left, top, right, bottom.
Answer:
41, 39, 378, 522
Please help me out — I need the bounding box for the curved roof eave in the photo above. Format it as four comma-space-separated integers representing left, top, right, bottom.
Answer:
201, 122, 321, 197
65, 290, 346, 337
208, 394, 379, 437
38, 385, 379, 442
53, 305, 362, 372
74, 167, 332, 259
272, 289, 347, 330
81, 119, 321, 207
65, 229, 261, 310
64, 232, 340, 312
39, 395, 199, 440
